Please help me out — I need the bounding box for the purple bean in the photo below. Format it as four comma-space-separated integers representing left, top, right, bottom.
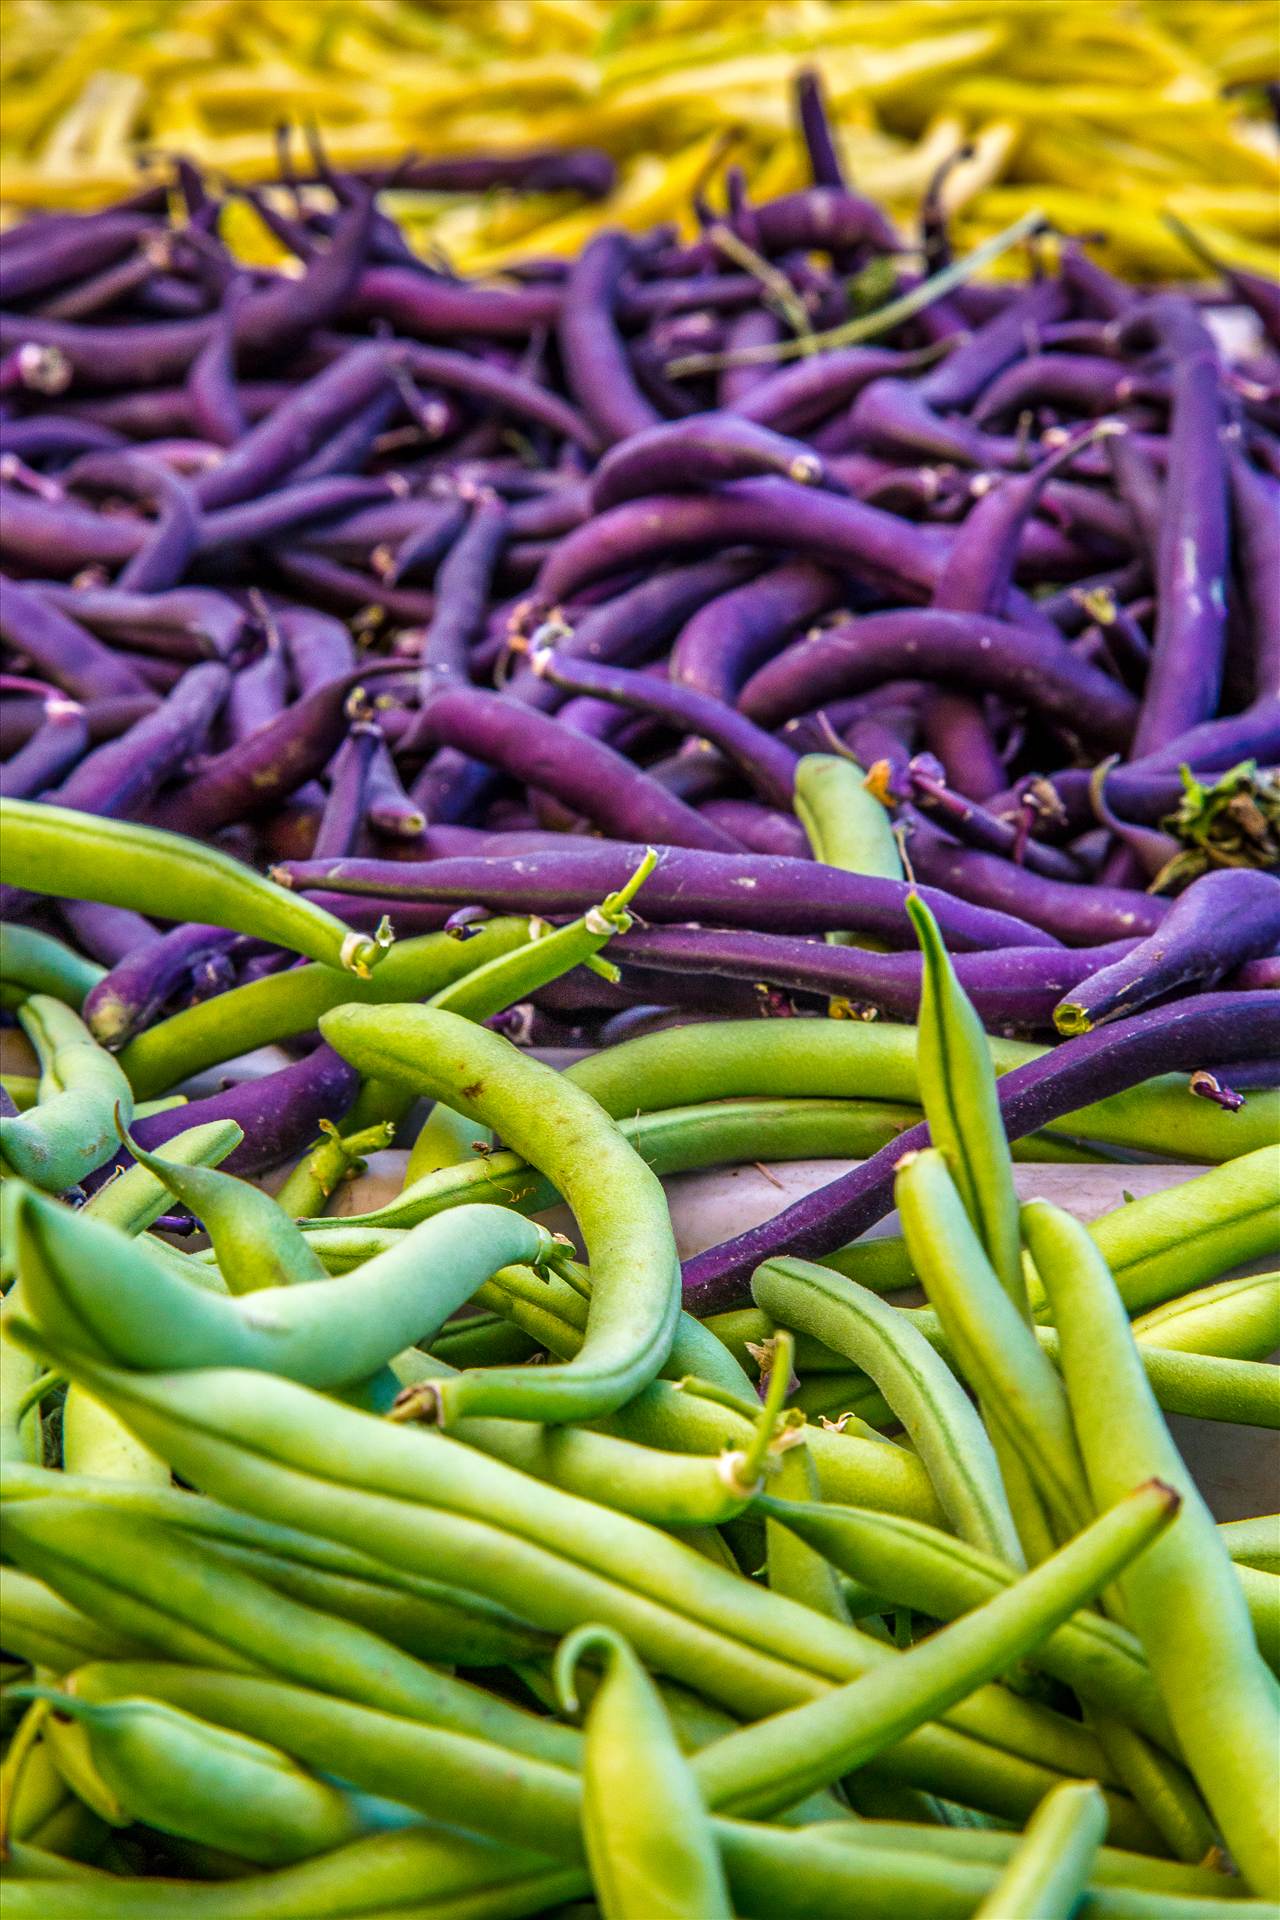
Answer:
700, 797, 810, 857
35, 585, 247, 661
917, 689, 1005, 801
921, 280, 1070, 412
47, 658, 229, 818
905, 760, 1084, 881
1121, 302, 1230, 754
416, 490, 509, 690
590, 412, 823, 511
670, 558, 842, 702
905, 816, 1166, 945
1054, 868, 1280, 1033
224, 639, 289, 743
129, 1042, 359, 1176
738, 607, 1137, 749
312, 718, 382, 858
363, 730, 426, 839
0, 575, 153, 700
0, 213, 153, 305
0, 418, 124, 461
972, 355, 1155, 425
83, 921, 238, 1047
58, 897, 159, 966
291, 382, 401, 483
276, 605, 355, 695
405, 685, 741, 851
934, 424, 1120, 619
716, 309, 782, 410
847, 377, 1022, 470
615, 923, 1138, 1029
680, 990, 1280, 1312
199, 475, 396, 552
1227, 449, 1280, 698
535, 478, 950, 608
530, 648, 798, 809
269, 549, 436, 624
355, 148, 614, 197
0, 193, 373, 387
192, 344, 394, 510
147, 665, 397, 837
399, 340, 597, 451
35, 246, 160, 323
0, 692, 87, 799
0, 482, 145, 572
559, 231, 661, 446
277, 840, 1060, 952
733, 345, 930, 435
45, 380, 289, 439
347, 263, 560, 341
66, 448, 200, 594
185, 281, 248, 447
1130, 693, 1280, 775
382, 495, 467, 586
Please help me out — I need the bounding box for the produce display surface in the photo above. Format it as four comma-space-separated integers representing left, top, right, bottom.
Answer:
0, 18, 1278, 1920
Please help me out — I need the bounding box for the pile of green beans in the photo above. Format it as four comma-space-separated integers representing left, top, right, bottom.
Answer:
1, 864, 1276, 1917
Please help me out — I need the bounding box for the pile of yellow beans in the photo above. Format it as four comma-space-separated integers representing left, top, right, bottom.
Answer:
1, 0, 1276, 277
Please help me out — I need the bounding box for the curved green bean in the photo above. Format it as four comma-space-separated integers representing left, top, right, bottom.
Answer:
0, 996, 133, 1191
82, 1118, 242, 1237
319, 1003, 681, 1425
13, 1182, 557, 1391
556, 1624, 732, 1918
0, 924, 104, 1009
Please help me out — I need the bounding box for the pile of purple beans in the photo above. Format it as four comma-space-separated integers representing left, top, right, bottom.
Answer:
2, 87, 1278, 1192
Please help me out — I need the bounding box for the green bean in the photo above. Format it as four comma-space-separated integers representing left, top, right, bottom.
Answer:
1237, 1566, 1279, 1674
430, 849, 656, 1024
1024, 1198, 1280, 1900
562, 1020, 1280, 1161
274, 1120, 397, 1221
764, 1441, 853, 1624
13, 1344, 1130, 1824
795, 753, 902, 954
0, 924, 104, 1009
1, 798, 387, 979
0, 1565, 145, 1672
306, 1095, 925, 1236
0, 996, 133, 1191
320, 1003, 681, 1424
14, 1181, 557, 1392
1130, 1274, 1280, 1361
61, 1383, 170, 1486
756, 1498, 1176, 1751
1, 1459, 549, 1666
690, 1483, 1177, 1820
405, 1101, 494, 1186
0, 1073, 38, 1110
82, 1118, 242, 1236
556, 1624, 732, 1919
3, 1497, 580, 1769
442, 1402, 792, 1529
753, 1258, 1022, 1564
801, 1820, 1244, 1898
896, 1148, 1092, 1541
23, 1685, 380, 1866
124, 1130, 329, 1291
1218, 1516, 1280, 1575
0, 1296, 43, 1466
117, 919, 530, 1101
428, 1311, 538, 1370
1081, 1149, 1280, 1316
973, 1778, 1108, 1919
